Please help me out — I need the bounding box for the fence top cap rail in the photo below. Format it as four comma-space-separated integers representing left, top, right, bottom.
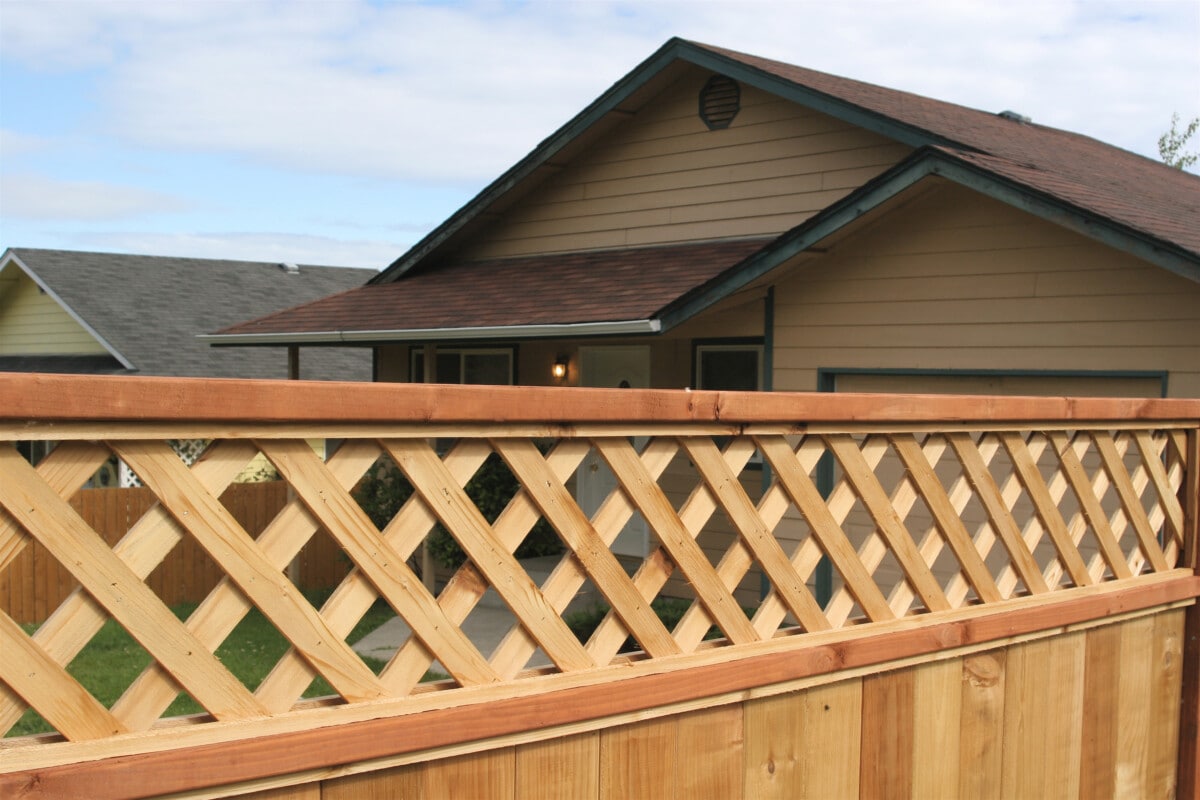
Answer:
1, 372, 1198, 426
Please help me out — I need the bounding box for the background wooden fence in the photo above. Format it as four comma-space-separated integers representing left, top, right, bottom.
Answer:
0, 483, 350, 624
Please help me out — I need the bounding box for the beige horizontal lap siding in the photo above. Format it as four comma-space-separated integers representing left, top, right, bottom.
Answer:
0, 271, 109, 355
465, 71, 911, 260
771, 182, 1200, 398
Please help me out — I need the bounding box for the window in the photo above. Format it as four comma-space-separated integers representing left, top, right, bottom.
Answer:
411, 348, 514, 385
694, 341, 763, 391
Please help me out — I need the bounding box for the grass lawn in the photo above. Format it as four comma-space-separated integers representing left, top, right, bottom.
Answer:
10, 591, 406, 738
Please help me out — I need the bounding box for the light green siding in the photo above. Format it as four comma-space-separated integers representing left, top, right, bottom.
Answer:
0, 267, 108, 355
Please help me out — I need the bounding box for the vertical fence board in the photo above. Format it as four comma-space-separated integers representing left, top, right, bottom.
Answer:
959, 651, 1006, 800
424, 749, 516, 800
1114, 615, 1156, 796
1145, 608, 1185, 799
599, 716, 677, 800
911, 658, 962, 798
860, 668, 915, 800
801, 679, 863, 800
514, 732, 599, 799
1001, 632, 1087, 800
676, 704, 743, 798
1079, 622, 1122, 797
323, 763, 424, 799
744, 690, 806, 798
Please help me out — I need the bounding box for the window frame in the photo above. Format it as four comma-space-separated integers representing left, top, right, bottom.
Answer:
409, 346, 516, 385
692, 338, 764, 392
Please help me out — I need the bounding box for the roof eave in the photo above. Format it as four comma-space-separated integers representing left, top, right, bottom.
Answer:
199, 318, 663, 347
656, 148, 1200, 331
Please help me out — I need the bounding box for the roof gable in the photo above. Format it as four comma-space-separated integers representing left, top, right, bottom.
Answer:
0, 252, 130, 367
375, 38, 1199, 285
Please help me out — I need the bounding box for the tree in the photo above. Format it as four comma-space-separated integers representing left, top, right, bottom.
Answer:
1158, 112, 1199, 170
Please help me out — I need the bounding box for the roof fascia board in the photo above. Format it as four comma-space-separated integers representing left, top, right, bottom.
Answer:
200, 318, 663, 346
373, 40, 693, 285
0, 250, 136, 370
659, 148, 1200, 331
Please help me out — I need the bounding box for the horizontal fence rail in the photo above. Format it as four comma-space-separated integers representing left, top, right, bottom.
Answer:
0, 373, 1197, 798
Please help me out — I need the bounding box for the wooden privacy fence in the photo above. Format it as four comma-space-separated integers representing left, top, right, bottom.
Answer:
0, 483, 351, 624
0, 373, 1197, 799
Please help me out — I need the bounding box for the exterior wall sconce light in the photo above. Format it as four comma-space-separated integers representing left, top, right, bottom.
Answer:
552, 355, 569, 381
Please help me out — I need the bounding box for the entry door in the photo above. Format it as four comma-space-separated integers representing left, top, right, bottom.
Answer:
577, 346, 650, 558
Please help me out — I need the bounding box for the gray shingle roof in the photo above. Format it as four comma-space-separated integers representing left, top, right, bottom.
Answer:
2, 249, 377, 380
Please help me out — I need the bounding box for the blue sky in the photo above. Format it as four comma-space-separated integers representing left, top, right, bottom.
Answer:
1, 0, 1197, 270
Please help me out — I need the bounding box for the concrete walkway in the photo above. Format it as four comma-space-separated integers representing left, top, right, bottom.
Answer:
351, 557, 599, 675
352, 602, 552, 673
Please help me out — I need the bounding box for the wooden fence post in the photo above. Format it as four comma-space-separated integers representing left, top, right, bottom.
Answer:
1178, 428, 1199, 800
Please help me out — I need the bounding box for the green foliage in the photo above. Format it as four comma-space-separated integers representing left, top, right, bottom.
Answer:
351, 451, 564, 571
10, 590, 397, 738
564, 597, 744, 652
1158, 112, 1199, 170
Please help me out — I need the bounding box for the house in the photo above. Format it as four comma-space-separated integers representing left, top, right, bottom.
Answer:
1, 248, 376, 380
1, 248, 377, 482
205, 39, 1200, 583
206, 38, 1200, 407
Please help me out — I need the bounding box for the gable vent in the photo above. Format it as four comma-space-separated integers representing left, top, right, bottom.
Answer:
699, 75, 740, 130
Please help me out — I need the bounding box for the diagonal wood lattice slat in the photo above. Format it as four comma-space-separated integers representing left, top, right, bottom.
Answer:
0, 376, 1195, 754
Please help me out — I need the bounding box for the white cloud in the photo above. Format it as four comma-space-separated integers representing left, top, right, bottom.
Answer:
1, 173, 190, 220
0, 130, 52, 157
1, 0, 1196, 264
5, 0, 1188, 183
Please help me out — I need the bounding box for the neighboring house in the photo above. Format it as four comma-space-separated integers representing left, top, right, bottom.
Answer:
1, 248, 377, 483
207, 38, 1200, 407
1, 248, 376, 380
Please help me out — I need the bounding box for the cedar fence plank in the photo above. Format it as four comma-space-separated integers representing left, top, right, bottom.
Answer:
958, 650, 1005, 800
859, 668, 914, 800
910, 658, 962, 798
514, 732, 599, 800
599, 717, 676, 800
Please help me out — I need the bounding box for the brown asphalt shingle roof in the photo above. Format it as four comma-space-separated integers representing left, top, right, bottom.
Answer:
216, 239, 770, 336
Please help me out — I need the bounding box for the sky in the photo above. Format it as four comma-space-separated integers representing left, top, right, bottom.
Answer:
1, 0, 1197, 271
